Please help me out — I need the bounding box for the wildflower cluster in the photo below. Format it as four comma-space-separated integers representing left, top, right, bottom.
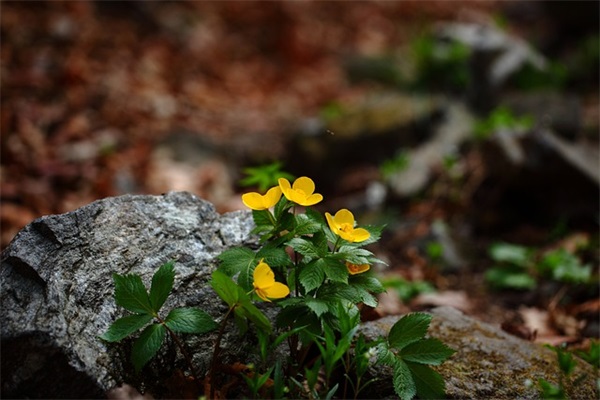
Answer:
101, 175, 454, 399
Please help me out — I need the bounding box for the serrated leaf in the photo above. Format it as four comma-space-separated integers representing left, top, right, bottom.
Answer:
350, 275, 385, 294
257, 245, 292, 268
99, 314, 153, 342
164, 307, 218, 334
217, 247, 256, 277
305, 298, 330, 317
252, 209, 274, 229
299, 261, 325, 292
287, 237, 321, 260
356, 288, 378, 308
274, 195, 292, 220
294, 213, 323, 236
321, 258, 348, 283
211, 270, 240, 307
388, 313, 432, 350
376, 342, 396, 366
407, 362, 446, 399
149, 261, 175, 312
338, 246, 374, 265
131, 324, 166, 372
400, 338, 455, 365
113, 273, 154, 315
393, 359, 417, 400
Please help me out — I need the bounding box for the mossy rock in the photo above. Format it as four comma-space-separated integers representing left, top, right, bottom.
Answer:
359, 306, 598, 399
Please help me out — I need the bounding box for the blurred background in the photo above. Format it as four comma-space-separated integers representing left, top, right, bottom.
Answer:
1, 1, 598, 341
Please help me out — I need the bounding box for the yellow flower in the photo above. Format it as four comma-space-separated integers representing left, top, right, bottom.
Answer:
325, 209, 370, 243
346, 262, 370, 275
278, 177, 323, 206
253, 260, 290, 302
242, 186, 282, 210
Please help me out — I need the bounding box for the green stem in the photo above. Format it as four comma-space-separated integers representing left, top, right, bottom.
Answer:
332, 235, 342, 253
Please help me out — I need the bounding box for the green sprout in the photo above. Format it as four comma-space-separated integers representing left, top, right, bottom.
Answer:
239, 161, 295, 193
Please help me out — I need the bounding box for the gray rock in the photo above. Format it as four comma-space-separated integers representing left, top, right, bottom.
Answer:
359, 306, 598, 399
1, 192, 257, 398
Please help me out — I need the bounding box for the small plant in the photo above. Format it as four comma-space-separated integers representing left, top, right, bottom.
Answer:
102, 173, 455, 399
100, 261, 218, 374
538, 344, 590, 400
239, 161, 295, 193
474, 106, 534, 140
484, 242, 593, 290
376, 313, 456, 399
412, 33, 471, 91
380, 150, 410, 179
382, 276, 436, 303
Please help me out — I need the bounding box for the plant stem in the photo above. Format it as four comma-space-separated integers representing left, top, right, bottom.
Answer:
156, 316, 201, 386
208, 306, 234, 399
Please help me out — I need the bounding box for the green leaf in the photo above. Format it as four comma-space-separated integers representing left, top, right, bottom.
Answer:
131, 323, 166, 372
257, 245, 292, 269
99, 314, 153, 342
149, 261, 175, 312
376, 341, 396, 366
400, 338, 455, 365
287, 237, 321, 260
235, 295, 272, 334
392, 359, 417, 400
299, 261, 325, 292
113, 273, 154, 315
388, 313, 432, 350
407, 362, 446, 399
305, 298, 331, 317
489, 242, 531, 266
274, 194, 292, 220
294, 213, 323, 236
217, 247, 256, 277
350, 274, 385, 294
164, 308, 218, 334
539, 249, 591, 283
252, 209, 274, 229
211, 270, 240, 307
321, 258, 349, 283
485, 266, 537, 290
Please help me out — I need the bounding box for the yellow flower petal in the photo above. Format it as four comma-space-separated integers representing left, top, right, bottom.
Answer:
279, 177, 322, 206
293, 176, 315, 194
241, 187, 282, 210
326, 208, 370, 243
242, 192, 267, 210
264, 282, 290, 300
349, 227, 370, 242
264, 186, 283, 208
278, 178, 291, 191
303, 193, 323, 206
253, 261, 274, 287
346, 262, 370, 275
252, 260, 289, 302
334, 209, 355, 226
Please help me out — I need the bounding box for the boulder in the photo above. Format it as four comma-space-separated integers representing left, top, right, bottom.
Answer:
359, 306, 598, 399
1, 192, 258, 398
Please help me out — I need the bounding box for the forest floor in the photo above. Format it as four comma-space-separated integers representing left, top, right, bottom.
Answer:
2, 1, 598, 360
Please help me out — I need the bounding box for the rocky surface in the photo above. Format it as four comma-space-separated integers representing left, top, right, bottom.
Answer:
2, 193, 597, 399
1, 192, 257, 398
359, 306, 599, 399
